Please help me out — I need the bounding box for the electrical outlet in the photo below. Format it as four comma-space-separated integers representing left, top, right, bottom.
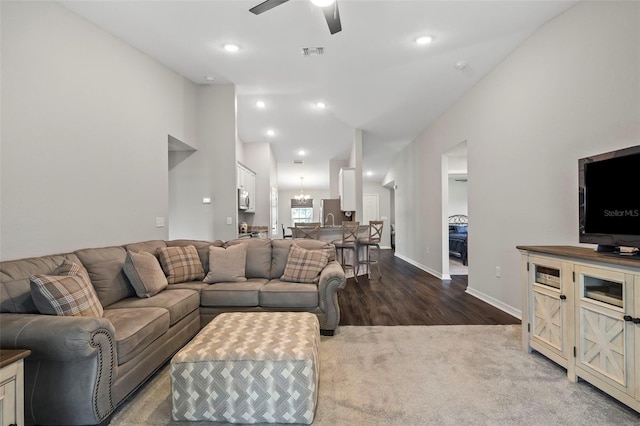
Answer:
495, 266, 501, 278
426, 247, 430, 254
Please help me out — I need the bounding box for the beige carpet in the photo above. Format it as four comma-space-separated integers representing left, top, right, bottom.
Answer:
109, 325, 639, 425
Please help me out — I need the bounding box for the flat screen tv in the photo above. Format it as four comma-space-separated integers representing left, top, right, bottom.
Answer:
579, 144, 640, 255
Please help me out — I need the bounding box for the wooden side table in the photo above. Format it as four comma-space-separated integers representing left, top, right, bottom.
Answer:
0, 349, 31, 426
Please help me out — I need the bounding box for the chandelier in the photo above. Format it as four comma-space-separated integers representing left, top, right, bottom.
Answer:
294, 177, 310, 201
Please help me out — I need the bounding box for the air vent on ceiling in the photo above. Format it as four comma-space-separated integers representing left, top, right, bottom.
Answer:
293, 160, 304, 165
301, 47, 324, 56
455, 179, 468, 182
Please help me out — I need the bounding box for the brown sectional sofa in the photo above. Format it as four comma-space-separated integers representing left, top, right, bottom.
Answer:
0, 238, 346, 425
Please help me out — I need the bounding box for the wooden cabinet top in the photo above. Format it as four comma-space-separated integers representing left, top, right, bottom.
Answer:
517, 245, 640, 270
0, 349, 31, 368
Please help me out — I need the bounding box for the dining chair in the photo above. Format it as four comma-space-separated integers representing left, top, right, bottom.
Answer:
282, 224, 292, 239
293, 225, 321, 239
357, 220, 384, 278
331, 221, 359, 282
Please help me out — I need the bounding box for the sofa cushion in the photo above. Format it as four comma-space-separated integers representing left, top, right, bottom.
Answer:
107, 289, 199, 326
30, 261, 103, 318
225, 239, 271, 279
200, 279, 268, 307
271, 240, 336, 279
125, 240, 167, 255
75, 246, 134, 308
157, 245, 205, 284
280, 244, 331, 284
123, 251, 168, 298
259, 280, 319, 308
102, 307, 170, 365
166, 240, 223, 274
1, 254, 82, 313
203, 244, 247, 284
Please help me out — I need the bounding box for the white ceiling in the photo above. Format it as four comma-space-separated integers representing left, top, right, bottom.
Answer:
60, 0, 576, 189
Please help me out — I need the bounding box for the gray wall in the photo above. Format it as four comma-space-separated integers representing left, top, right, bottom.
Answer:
1, 2, 239, 260
1, 1, 194, 260
384, 1, 639, 317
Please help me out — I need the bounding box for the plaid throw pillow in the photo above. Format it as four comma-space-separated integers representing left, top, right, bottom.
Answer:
156, 245, 204, 284
281, 244, 331, 284
30, 261, 103, 317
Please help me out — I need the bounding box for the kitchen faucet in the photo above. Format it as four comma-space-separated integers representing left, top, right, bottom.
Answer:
325, 213, 335, 227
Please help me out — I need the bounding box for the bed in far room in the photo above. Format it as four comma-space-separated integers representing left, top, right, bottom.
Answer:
448, 214, 468, 266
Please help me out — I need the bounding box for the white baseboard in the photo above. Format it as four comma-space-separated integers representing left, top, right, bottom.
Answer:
394, 252, 451, 281
465, 287, 522, 320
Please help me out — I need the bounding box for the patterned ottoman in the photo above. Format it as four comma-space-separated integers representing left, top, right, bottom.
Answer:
170, 312, 320, 424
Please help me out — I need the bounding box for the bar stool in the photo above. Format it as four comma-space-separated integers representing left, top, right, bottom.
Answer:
331, 221, 359, 282
357, 221, 384, 279
293, 225, 320, 240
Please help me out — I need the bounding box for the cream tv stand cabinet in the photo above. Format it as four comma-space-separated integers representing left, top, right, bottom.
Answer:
519, 246, 640, 413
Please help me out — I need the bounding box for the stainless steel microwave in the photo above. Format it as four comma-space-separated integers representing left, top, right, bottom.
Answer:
238, 188, 250, 210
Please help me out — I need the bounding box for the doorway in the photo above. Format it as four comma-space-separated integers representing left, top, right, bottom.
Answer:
362, 193, 379, 225
442, 141, 468, 277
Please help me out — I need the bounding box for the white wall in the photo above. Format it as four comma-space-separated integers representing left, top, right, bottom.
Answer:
241, 143, 273, 228
1, 1, 194, 260
384, 1, 639, 316
169, 85, 238, 242
448, 178, 468, 216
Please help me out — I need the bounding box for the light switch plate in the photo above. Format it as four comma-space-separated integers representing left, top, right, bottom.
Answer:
202, 197, 211, 204
156, 217, 165, 228
226, 216, 233, 225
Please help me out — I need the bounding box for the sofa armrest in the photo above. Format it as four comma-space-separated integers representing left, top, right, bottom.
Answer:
317, 260, 346, 331
0, 313, 117, 425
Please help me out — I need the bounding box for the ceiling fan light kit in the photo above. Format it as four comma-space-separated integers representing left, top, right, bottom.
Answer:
310, 0, 335, 7
250, 0, 342, 35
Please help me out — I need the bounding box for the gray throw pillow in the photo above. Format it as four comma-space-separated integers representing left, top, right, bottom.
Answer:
123, 251, 168, 297
203, 244, 248, 284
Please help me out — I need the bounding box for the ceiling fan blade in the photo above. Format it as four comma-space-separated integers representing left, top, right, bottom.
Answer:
250, 0, 289, 15
322, 2, 342, 34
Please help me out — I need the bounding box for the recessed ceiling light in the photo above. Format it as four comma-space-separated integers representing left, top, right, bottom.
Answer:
266, 129, 276, 137
415, 36, 433, 45
204, 76, 215, 82
224, 43, 240, 52
315, 101, 326, 109
366, 171, 374, 176
256, 100, 266, 108
298, 150, 306, 156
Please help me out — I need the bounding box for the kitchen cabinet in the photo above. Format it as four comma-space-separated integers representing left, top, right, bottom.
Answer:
338, 168, 356, 212
519, 246, 640, 413
237, 163, 256, 213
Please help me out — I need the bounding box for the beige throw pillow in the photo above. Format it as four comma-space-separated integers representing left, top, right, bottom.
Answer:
203, 244, 248, 284
123, 251, 168, 297
156, 245, 205, 284
280, 244, 331, 284
30, 260, 103, 317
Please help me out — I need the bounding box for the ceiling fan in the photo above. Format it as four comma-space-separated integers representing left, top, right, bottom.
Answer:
250, 0, 342, 35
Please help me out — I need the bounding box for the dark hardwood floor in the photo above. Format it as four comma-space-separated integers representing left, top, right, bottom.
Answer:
338, 249, 520, 326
